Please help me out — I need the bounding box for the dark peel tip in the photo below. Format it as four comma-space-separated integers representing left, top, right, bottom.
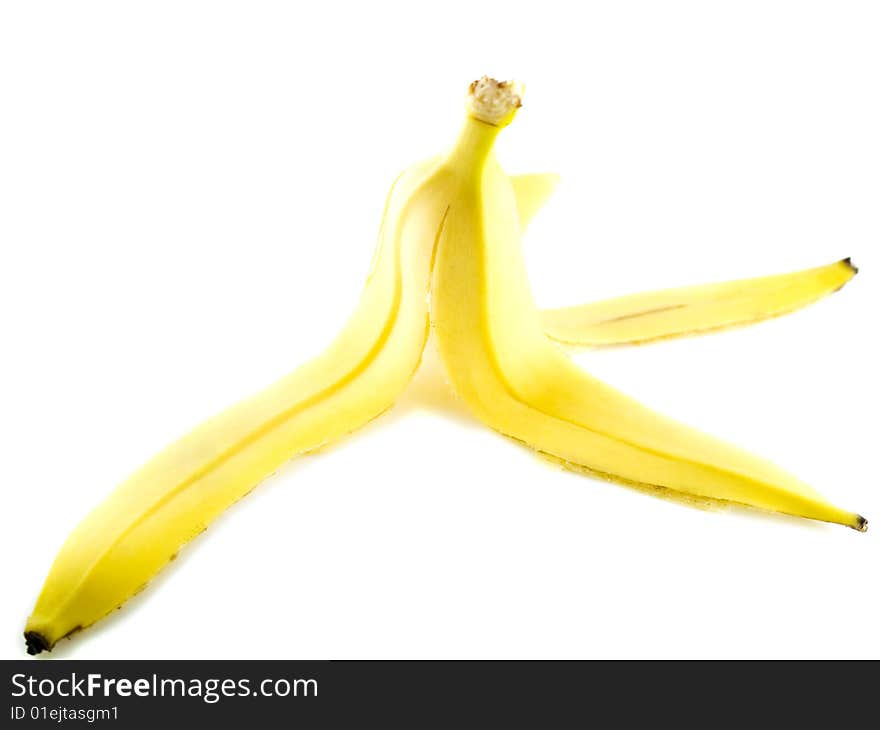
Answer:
24, 631, 49, 656
842, 257, 859, 275
854, 515, 868, 533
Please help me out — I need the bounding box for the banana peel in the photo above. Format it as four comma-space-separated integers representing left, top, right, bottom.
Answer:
24, 76, 866, 656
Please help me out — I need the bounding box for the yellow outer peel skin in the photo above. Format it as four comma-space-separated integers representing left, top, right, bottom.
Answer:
507, 173, 856, 347
511, 172, 560, 230
541, 259, 857, 346
24, 161, 446, 653
429, 116, 865, 535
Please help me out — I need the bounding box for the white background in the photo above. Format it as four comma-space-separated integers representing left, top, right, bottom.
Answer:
1, 1, 878, 659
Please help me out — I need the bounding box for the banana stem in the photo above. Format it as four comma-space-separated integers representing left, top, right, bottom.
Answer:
466, 76, 523, 126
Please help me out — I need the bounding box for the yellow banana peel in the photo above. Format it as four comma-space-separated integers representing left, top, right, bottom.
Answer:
25, 76, 866, 656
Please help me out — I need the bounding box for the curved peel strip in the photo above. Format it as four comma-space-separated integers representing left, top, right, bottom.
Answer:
430, 115, 865, 534
24, 163, 444, 653
542, 259, 857, 346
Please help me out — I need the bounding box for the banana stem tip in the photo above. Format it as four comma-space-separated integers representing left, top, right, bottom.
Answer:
466, 76, 523, 126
